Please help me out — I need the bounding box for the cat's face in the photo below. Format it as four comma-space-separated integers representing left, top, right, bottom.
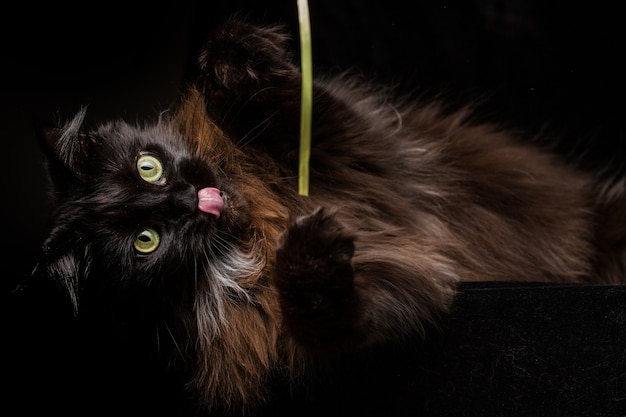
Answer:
37, 110, 257, 317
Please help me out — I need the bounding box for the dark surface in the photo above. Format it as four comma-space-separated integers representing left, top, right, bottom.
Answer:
7, 282, 625, 416
3, 1, 625, 416
262, 283, 626, 417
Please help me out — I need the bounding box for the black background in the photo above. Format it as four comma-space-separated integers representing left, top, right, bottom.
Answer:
3, 1, 625, 415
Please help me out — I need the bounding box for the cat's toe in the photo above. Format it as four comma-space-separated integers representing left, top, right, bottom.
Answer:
289, 207, 355, 265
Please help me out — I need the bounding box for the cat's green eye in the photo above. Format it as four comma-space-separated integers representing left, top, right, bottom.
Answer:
137, 154, 163, 183
134, 227, 161, 254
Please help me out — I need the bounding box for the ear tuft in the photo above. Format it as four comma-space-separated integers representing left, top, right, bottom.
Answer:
39, 108, 100, 186
42, 251, 82, 315
35, 225, 91, 316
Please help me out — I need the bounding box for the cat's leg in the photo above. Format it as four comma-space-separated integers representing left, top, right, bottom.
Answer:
197, 18, 302, 146
196, 19, 354, 161
274, 207, 458, 354
274, 207, 360, 354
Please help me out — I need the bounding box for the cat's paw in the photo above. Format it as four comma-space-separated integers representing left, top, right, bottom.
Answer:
198, 19, 295, 99
275, 208, 357, 346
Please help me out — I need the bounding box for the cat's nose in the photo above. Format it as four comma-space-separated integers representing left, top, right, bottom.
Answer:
170, 185, 198, 213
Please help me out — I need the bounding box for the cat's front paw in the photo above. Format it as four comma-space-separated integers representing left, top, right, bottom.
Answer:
275, 208, 358, 347
198, 19, 295, 101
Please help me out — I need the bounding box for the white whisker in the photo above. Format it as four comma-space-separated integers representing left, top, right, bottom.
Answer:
220, 86, 277, 128
236, 110, 279, 147
162, 320, 185, 360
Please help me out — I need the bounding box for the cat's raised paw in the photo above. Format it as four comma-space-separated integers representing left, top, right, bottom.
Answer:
275, 208, 356, 316
198, 19, 294, 96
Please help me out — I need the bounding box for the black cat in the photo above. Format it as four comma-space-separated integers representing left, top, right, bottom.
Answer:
31, 18, 625, 413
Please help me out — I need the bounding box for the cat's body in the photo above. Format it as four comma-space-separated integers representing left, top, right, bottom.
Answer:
34, 18, 625, 413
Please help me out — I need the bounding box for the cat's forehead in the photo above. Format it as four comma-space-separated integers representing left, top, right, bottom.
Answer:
94, 119, 191, 156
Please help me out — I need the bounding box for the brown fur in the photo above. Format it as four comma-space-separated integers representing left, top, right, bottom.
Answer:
178, 19, 626, 410
37, 18, 626, 414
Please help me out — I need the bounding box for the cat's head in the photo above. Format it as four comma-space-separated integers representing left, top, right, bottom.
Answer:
35, 108, 261, 324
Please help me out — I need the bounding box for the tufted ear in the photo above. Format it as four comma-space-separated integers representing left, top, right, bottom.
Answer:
33, 222, 92, 316
38, 108, 101, 188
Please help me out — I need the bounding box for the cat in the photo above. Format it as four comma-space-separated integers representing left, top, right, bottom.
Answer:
31, 17, 625, 414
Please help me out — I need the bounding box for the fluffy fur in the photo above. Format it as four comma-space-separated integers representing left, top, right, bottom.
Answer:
34, 18, 625, 413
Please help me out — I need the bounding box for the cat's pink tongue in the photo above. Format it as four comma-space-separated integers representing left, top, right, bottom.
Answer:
197, 187, 224, 218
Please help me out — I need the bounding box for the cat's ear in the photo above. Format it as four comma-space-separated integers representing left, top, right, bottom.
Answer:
32, 224, 91, 315
39, 108, 101, 184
